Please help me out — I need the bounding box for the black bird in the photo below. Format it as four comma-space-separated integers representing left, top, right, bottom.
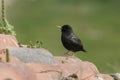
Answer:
59, 24, 86, 55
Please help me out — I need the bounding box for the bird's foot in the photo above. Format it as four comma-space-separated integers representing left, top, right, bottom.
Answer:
63, 51, 75, 60
64, 51, 74, 56
63, 51, 70, 56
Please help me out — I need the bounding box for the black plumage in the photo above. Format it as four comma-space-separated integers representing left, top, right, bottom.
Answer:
60, 24, 86, 53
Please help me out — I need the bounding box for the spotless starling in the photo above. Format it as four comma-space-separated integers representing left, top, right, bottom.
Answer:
59, 24, 86, 55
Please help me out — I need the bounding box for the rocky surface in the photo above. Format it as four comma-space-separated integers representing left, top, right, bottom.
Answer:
7, 47, 56, 64
0, 34, 19, 50
0, 34, 116, 80
0, 63, 36, 80
0, 52, 115, 80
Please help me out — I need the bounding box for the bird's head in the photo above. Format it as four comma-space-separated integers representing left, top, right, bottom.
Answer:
58, 24, 73, 33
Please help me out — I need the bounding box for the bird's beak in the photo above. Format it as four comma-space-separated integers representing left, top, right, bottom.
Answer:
57, 26, 62, 29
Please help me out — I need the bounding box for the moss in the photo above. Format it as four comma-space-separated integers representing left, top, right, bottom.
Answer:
6, 49, 10, 62
0, 0, 16, 36
27, 40, 43, 48
0, 57, 2, 62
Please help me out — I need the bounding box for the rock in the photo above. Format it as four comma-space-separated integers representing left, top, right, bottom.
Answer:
110, 73, 120, 80
0, 63, 36, 80
26, 56, 101, 80
55, 56, 99, 80
0, 34, 19, 50
7, 47, 56, 64
0, 55, 115, 80
9, 56, 21, 63
0, 49, 21, 63
26, 63, 61, 80
0, 55, 21, 63
97, 74, 114, 80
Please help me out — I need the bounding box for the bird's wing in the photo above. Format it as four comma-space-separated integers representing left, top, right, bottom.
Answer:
72, 37, 82, 45
68, 33, 83, 46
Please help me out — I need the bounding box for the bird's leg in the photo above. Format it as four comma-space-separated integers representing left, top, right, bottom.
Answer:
70, 52, 75, 57
64, 51, 76, 60
63, 50, 70, 60
64, 50, 70, 56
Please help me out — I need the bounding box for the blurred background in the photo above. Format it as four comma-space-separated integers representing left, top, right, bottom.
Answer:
3, 0, 120, 73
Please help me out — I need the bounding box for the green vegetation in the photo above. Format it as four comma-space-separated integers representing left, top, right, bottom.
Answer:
0, 0, 16, 36
6, 49, 10, 62
7, 0, 120, 73
0, 57, 1, 62
27, 40, 43, 48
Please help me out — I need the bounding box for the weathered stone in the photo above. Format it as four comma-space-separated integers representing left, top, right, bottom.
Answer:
7, 47, 56, 64
0, 34, 19, 50
98, 74, 114, 80
110, 73, 120, 80
26, 63, 61, 80
0, 63, 36, 80
0, 55, 115, 80
55, 56, 99, 80
0, 49, 21, 63
26, 56, 101, 80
